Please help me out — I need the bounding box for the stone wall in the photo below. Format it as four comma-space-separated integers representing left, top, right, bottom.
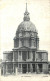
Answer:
14, 39, 19, 48
42, 63, 48, 73
3, 53, 13, 61
14, 51, 18, 61
42, 53, 48, 62
36, 52, 48, 62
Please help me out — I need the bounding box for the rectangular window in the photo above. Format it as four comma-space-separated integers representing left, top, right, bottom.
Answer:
18, 64, 21, 72
22, 51, 27, 61
38, 53, 42, 60
38, 64, 42, 72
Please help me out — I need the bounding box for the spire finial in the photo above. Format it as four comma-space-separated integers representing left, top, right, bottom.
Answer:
26, 2, 27, 11
23, 1, 30, 21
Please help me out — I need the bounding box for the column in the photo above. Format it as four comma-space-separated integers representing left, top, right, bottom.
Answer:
6, 64, 7, 74
35, 64, 36, 73
21, 51, 22, 61
18, 63, 19, 73
13, 52, 14, 62
3, 67, 4, 75
31, 51, 33, 61
13, 52, 14, 73
37, 38, 39, 50
26, 64, 28, 73
18, 51, 19, 61
30, 64, 33, 73
3, 64, 6, 75
35, 52, 36, 61
36, 64, 39, 73
16, 68, 18, 75
21, 64, 22, 73
13, 63, 14, 73
27, 51, 28, 61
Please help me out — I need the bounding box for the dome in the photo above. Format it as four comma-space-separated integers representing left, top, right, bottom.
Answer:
14, 3, 39, 50
16, 3, 37, 33
17, 21, 37, 32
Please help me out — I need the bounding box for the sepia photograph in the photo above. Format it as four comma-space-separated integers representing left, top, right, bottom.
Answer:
0, 0, 50, 81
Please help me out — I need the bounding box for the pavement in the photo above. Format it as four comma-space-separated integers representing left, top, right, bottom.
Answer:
0, 74, 50, 81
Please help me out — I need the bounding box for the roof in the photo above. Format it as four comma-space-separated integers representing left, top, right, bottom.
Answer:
3, 51, 13, 54
16, 5, 37, 33
17, 21, 37, 33
36, 50, 48, 53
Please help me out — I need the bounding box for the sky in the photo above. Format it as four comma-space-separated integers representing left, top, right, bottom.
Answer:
0, 0, 50, 60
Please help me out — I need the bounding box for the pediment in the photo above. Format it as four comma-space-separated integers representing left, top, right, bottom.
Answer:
13, 46, 36, 51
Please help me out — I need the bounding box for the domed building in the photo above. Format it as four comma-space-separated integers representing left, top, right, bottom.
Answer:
1, 3, 49, 75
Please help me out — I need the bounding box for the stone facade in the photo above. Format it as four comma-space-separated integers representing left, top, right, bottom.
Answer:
1, 3, 49, 75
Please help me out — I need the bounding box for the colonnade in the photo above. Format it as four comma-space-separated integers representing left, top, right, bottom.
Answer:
17, 63, 42, 73
13, 51, 34, 62
3, 63, 48, 75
